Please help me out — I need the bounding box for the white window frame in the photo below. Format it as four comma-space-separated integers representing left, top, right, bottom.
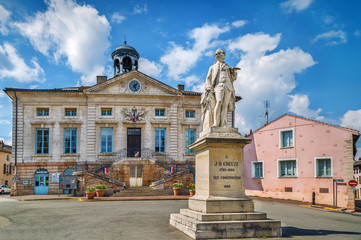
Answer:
279, 128, 294, 148
277, 158, 298, 177
314, 157, 333, 178
252, 161, 264, 178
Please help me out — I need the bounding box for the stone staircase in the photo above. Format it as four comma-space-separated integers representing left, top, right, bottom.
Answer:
113, 186, 171, 197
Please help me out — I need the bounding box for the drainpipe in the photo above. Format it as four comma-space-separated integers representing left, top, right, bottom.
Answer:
14, 91, 18, 166
14, 90, 18, 196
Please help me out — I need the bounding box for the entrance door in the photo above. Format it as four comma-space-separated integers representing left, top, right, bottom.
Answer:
127, 128, 141, 157
130, 166, 143, 187
34, 169, 49, 195
63, 168, 74, 194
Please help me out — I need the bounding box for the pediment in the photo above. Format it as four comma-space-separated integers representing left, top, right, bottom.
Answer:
84, 71, 180, 96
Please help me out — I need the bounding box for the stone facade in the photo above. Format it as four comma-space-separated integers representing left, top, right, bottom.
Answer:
0, 141, 12, 186
244, 114, 360, 210
5, 70, 218, 195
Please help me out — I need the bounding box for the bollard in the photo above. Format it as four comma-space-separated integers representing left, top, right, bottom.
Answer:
312, 191, 316, 205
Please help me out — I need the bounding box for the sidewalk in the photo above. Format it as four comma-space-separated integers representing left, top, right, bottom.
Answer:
2, 194, 360, 215
4, 193, 189, 201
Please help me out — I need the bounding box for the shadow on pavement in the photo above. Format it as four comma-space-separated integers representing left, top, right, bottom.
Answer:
282, 226, 361, 237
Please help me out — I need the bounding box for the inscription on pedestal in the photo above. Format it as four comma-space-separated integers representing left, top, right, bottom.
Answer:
212, 155, 242, 190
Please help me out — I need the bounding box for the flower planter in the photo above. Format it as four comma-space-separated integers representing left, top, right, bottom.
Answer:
173, 188, 182, 196
96, 189, 106, 197
189, 190, 195, 197
85, 192, 95, 199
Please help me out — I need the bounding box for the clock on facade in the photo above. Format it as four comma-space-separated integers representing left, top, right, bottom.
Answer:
129, 80, 141, 92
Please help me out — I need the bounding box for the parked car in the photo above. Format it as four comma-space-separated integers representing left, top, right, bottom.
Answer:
0, 185, 11, 194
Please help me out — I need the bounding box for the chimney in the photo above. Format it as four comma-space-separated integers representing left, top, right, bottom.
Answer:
177, 84, 184, 91
97, 76, 107, 85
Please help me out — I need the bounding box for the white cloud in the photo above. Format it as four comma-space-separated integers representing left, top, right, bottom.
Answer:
0, 119, 11, 125
184, 75, 200, 88
232, 20, 247, 28
341, 109, 361, 131
0, 91, 5, 98
133, 4, 148, 14
161, 23, 230, 80
111, 13, 126, 24
313, 30, 347, 46
354, 30, 360, 38
0, 5, 11, 35
138, 58, 162, 78
281, 0, 314, 13
228, 33, 316, 133
288, 94, 323, 120
14, 0, 111, 85
0, 42, 45, 82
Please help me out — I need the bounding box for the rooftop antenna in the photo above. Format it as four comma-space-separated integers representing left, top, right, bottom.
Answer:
124, 35, 127, 45
264, 100, 270, 125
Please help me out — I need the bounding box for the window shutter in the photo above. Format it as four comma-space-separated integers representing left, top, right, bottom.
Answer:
3, 164, 5, 174
9, 164, 11, 174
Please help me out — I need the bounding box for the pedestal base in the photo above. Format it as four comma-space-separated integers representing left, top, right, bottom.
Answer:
170, 209, 282, 239
188, 196, 254, 213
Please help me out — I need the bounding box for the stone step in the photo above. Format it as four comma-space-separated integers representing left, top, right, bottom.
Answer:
170, 212, 282, 239
179, 209, 267, 221
113, 186, 170, 197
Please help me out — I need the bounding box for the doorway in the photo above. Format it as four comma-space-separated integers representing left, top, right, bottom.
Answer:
63, 168, 75, 194
34, 169, 49, 195
127, 128, 141, 157
130, 166, 143, 187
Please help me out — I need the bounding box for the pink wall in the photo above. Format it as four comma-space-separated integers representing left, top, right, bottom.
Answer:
244, 115, 358, 209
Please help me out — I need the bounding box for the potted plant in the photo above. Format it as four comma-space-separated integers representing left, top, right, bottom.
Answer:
173, 182, 183, 195
95, 184, 106, 197
85, 186, 96, 199
187, 183, 195, 197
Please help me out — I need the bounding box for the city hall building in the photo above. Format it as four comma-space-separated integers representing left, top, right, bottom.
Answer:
4, 43, 219, 195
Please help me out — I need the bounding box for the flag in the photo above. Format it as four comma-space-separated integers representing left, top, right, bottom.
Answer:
170, 167, 174, 173
103, 168, 108, 173
132, 112, 136, 122
134, 152, 140, 157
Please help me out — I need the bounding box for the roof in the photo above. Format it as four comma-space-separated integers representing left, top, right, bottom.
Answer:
253, 114, 360, 135
3, 70, 202, 98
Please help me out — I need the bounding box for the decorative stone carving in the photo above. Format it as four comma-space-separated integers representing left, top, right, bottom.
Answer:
122, 107, 146, 122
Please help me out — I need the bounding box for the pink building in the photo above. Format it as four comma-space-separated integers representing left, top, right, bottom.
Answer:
244, 114, 359, 210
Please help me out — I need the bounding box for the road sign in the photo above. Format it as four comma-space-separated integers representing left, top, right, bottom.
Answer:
12, 174, 20, 182
348, 179, 358, 187
333, 179, 344, 182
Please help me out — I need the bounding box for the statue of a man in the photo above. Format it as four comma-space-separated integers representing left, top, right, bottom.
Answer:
202, 49, 238, 128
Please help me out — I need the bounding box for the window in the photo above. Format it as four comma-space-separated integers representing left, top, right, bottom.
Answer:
280, 129, 293, 148
252, 161, 263, 178
279, 159, 297, 177
37, 108, 49, 116
100, 128, 113, 153
5, 164, 10, 174
316, 158, 332, 177
101, 108, 112, 116
185, 129, 196, 153
36, 129, 49, 154
185, 110, 195, 118
4, 180, 8, 186
155, 109, 165, 117
155, 128, 166, 153
65, 108, 77, 116
64, 129, 77, 154
6, 155, 9, 161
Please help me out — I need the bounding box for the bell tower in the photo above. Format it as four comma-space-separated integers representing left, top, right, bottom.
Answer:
111, 41, 140, 75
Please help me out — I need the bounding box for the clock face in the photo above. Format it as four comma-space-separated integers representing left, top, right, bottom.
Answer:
129, 80, 141, 92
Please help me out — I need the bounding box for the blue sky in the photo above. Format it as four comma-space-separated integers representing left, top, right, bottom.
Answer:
0, 0, 361, 147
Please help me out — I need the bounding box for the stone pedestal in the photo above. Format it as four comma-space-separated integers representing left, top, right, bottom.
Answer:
170, 127, 282, 239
